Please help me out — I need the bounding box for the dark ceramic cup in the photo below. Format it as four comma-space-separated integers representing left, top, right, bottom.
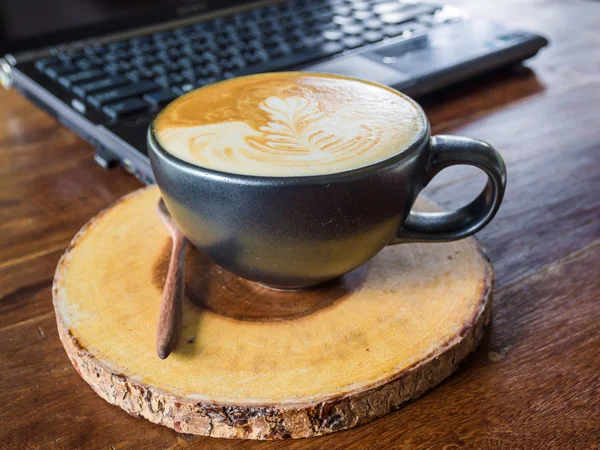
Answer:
148, 91, 506, 290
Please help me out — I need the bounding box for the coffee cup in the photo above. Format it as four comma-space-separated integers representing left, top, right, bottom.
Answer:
148, 72, 506, 289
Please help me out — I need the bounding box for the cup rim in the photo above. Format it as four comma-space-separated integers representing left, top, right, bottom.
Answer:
148, 71, 430, 185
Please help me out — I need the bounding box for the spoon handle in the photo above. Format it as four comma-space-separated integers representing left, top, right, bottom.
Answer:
156, 232, 187, 359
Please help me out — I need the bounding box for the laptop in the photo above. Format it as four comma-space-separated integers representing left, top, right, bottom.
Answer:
0, 0, 547, 184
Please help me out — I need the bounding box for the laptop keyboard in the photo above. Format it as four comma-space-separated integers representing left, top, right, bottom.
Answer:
33, 0, 459, 120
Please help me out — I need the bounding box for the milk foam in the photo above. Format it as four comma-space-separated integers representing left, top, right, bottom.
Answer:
154, 73, 423, 176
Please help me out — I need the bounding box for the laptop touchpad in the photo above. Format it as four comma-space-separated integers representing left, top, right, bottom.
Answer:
303, 55, 411, 89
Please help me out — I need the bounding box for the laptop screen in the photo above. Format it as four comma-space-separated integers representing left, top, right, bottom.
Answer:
0, 0, 249, 55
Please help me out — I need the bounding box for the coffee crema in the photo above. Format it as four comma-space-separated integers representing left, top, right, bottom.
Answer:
154, 72, 424, 177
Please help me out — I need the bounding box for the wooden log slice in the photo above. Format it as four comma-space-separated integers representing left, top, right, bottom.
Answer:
53, 185, 493, 440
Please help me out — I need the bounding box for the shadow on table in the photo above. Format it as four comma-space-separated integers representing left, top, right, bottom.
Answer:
152, 242, 367, 356
418, 65, 547, 130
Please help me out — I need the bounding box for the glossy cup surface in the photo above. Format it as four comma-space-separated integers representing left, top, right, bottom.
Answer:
149, 73, 508, 289
148, 77, 430, 289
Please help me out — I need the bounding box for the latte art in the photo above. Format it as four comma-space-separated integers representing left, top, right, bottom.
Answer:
159, 95, 381, 168
154, 73, 423, 176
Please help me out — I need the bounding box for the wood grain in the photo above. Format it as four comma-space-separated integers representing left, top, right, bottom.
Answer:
52, 187, 492, 439
1, 0, 599, 448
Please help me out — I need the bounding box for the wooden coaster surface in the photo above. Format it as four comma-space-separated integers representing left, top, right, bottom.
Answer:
53, 186, 492, 439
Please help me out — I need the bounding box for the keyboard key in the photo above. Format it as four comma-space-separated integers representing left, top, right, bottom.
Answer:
323, 29, 344, 41
151, 64, 172, 75
342, 24, 364, 35
104, 63, 128, 75
108, 41, 129, 51
201, 50, 218, 63
102, 98, 147, 119
152, 30, 173, 40
178, 44, 195, 55
143, 90, 177, 107
120, 61, 133, 72
342, 36, 365, 49
132, 55, 156, 66
173, 25, 194, 36
155, 51, 171, 63
130, 44, 154, 55
156, 38, 180, 49
243, 50, 269, 65
311, 9, 335, 23
34, 57, 60, 71
380, 5, 438, 24
57, 53, 82, 66
374, 1, 413, 15
404, 20, 429, 32
382, 21, 419, 37
262, 34, 283, 48
220, 56, 247, 70
44, 64, 78, 80
240, 39, 264, 51
155, 73, 184, 88
193, 22, 215, 32
85, 45, 106, 56
354, 10, 373, 20
188, 31, 212, 43
265, 44, 291, 59
75, 58, 102, 70
125, 69, 154, 82
192, 41, 218, 53
86, 54, 105, 66
216, 46, 241, 60
104, 50, 129, 61
72, 76, 128, 98
58, 69, 105, 89
302, 34, 326, 47
178, 54, 206, 67
364, 30, 385, 42
129, 57, 147, 69
351, 1, 370, 11
194, 77, 217, 87
57, 51, 82, 61
319, 41, 345, 55
364, 18, 383, 29
87, 81, 156, 108
200, 63, 222, 77
167, 47, 182, 58
181, 68, 199, 81
333, 5, 351, 15
333, 16, 355, 26
171, 83, 195, 96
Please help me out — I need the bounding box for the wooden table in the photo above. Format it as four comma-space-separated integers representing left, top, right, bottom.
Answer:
1, 1, 598, 448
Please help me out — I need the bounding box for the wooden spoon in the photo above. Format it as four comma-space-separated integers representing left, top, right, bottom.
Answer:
156, 199, 187, 359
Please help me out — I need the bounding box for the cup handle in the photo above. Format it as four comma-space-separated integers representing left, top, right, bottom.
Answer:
392, 135, 507, 244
